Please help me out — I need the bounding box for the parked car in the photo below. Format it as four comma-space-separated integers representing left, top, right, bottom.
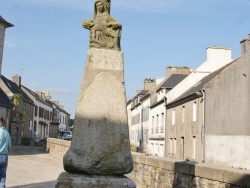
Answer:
61, 131, 72, 140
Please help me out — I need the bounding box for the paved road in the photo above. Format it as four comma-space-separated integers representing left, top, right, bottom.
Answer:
6, 146, 64, 188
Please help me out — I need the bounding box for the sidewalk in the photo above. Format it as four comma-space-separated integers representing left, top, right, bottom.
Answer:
6, 146, 64, 188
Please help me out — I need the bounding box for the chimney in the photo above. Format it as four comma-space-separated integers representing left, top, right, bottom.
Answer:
53, 101, 60, 106
12, 74, 21, 87
240, 34, 250, 55
166, 66, 191, 78
206, 47, 232, 62
143, 78, 156, 90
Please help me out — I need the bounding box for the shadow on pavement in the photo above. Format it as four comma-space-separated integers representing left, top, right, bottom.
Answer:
8, 146, 46, 156
8, 180, 56, 188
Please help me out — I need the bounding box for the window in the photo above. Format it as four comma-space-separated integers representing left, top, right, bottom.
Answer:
169, 138, 173, 156
34, 121, 37, 132
151, 143, 154, 155
151, 116, 154, 134
34, 106, 38, 116
160, 144, 164, 157
193, 102, 197, 121
172, 109, 175, 125
181, 106, 185, 123
29, 121, 32, 131
181, 137, 185, 160
161, 113, 164, 133
192, 136, 196, 159
156, 115, 159, 133
173, 138, 177, 156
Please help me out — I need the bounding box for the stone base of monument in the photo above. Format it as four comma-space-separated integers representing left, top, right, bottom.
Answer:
55, 172, 136, 188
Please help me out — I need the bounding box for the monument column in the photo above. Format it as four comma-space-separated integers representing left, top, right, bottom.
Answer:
56, 0, 135, 187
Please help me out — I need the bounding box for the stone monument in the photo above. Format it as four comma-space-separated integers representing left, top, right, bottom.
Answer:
56, 0, 135, 187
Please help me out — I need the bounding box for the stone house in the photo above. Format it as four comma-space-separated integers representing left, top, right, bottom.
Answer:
21, 86, 54, 142
165, 47, 232, 162
149, 72, 188, 156
127, 89, 149, 151
45, 98, 70, 138
165, 65, 233, 161
204, 36, 250, 169
165, 36, 250, 170
0, 74, 34, 145
0, 87, 14, 130
127, 67, 189, 155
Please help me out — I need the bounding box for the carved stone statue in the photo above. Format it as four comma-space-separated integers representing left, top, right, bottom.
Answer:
56, 1, 135, 187
82, 0, 121, 50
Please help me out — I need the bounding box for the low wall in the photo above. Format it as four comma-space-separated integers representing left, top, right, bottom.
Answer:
46, 138, 250, 188
45, 138, 71, 157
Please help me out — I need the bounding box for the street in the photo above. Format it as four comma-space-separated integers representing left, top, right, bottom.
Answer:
6, 146, 64, 188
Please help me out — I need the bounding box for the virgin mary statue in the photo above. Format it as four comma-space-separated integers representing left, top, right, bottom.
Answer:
82, 0, 121, 50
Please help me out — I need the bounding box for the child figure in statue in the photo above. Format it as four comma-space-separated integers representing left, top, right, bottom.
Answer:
82, 0, 121, 50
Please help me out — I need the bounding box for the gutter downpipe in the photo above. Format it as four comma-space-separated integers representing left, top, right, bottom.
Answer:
163, 96, 167, 157
201, 89, 205, 162
139, 101, 143, 151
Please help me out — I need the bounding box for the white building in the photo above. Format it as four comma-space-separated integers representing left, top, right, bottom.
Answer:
166, 47, 233, 103
149, 73, 188, 156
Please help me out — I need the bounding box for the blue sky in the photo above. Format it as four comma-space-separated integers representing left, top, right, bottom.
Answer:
1, 0, 249, 118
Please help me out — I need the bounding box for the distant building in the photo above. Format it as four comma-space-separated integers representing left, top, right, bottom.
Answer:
0, 87, 14, 130
22, 86, 53, 142
149, 72, 188, 156
127, 67, 189, 155
0, 74, 34, 145
45, 99, 70, 138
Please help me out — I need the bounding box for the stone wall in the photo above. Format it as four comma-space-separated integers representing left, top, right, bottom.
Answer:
46, 138, 71, 157
45, 138, 250, 188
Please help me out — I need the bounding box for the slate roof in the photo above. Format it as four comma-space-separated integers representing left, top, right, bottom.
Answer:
0, 15, 14, 28
150, 74, 188, 108
45, 99, 70, 115
166, 59, 237, 109
1, 75, 34, 105
156, 74, 188, 92
0, 87, 13, 108
21, 85, 51, 106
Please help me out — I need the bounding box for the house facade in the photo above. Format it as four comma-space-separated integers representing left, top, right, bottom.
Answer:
128, 89, 149, 152
22, 87, 54, 142
164, 47, 234, 162
204, 36, 250, 169
0, 75, 34, 145
149, 72, 189, 157
163, 37, 250, 171
127, 68, 189, 156
0, 87, 14, 130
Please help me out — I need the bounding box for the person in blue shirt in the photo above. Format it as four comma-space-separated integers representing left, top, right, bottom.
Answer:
0, 117, 11, 188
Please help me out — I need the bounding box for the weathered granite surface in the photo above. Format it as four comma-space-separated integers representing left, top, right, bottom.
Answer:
63, 48, 133, 175
55, 172, 136, 188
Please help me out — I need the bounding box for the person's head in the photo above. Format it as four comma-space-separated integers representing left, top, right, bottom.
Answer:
94, 0, 109, 16
0, 117, 5, 126
96, 1, 105, 13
